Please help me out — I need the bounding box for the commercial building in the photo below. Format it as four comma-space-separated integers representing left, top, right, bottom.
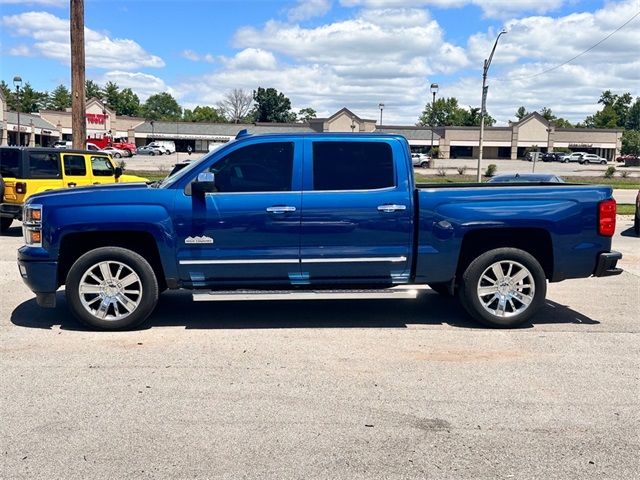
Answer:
0, 94, 622, 159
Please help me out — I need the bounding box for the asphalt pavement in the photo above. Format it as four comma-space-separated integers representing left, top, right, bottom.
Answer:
0, 219, 638, 479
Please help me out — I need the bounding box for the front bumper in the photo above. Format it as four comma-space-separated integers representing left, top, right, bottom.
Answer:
0, 203, 22, 220
594, 251, 623, 277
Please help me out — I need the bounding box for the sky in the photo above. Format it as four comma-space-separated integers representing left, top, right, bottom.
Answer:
0, 0, 639, 125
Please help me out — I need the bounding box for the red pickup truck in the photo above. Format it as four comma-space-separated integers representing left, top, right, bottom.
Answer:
86, 135, 136, 156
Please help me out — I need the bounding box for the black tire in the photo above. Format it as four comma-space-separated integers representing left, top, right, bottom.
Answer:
0, 217, 12, 233
114, 152, 121, 158
600, 160, 606, 165
420, 161, 428, 168
65, 247, 159, 330
428, 282, 451, 296
149, 151, 155, 156
458, 248, 547, 328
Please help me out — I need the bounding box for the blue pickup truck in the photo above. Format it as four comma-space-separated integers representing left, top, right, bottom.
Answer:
18, 132, 622, 330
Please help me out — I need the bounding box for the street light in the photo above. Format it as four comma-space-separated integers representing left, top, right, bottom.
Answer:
476, 29, 507, 182
101, 99, 108, 139
430, 83, 438, 158
150, 120, 155, 142
378, 103, 385, 126
13, 75, 22, 146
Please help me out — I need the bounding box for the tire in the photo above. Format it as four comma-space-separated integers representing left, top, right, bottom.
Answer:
600, 160, 606, 165
420, 161, 428, 168
65, 247, 159, 330
114, 153, 121, 158
563, 159, 569, 163
428, 282, 451, 296
149, 151, 155, 156
0, 217, 12, 233
458, 248, 546, 328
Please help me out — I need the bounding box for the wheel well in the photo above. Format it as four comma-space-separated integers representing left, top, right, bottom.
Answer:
456, 228, 553, 280
58, 231, 167, 290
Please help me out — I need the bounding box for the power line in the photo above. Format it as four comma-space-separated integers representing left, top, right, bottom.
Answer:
508, 9, 640, 81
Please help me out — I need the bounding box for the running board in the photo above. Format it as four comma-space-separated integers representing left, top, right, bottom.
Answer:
192, 288, 420, 302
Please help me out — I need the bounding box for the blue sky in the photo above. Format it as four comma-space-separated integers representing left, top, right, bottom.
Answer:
1, 0, 638, 124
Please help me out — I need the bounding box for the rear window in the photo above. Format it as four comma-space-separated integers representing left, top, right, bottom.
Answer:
28, 152, 61, 179
312, 141, 394, 191
0, 149, 21, 178
63, 155, 87, 176
91, 156, 114, 177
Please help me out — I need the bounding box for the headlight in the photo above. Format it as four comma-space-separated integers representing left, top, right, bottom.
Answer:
23, 204, 43, 247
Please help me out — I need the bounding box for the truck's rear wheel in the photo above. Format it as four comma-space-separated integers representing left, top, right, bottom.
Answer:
459, 248, 546, 328
65, 247, 158, 330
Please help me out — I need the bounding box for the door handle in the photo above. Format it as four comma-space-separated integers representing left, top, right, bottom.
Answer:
266, 206, 297, 214
377, 204, 407, 213
67, 182, 77, 187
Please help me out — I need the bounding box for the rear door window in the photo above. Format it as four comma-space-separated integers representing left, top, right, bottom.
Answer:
63, 154, 87, 176
312, 141, 395, 191
91, 156, 115, 177
27, 152, 61, 179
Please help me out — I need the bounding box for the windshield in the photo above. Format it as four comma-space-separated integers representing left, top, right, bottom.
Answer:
157, 139, 238, 188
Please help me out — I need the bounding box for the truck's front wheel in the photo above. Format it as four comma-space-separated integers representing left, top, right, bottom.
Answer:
459, 248, 546, 328
65, 247, 159, 330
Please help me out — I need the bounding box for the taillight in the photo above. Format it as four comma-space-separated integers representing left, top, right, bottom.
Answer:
16, 182, 27, 194
598, 199, 616, 236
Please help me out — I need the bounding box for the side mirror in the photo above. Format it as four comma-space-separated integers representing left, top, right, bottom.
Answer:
191, 172, 217, 198
114, 166, 123, 179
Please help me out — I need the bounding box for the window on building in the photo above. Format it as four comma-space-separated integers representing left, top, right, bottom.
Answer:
63, 155, 87, 176
312, 141, 394, 191
91, 156, 114, 177
28, 152, 60, 179
210, 142, 293, 192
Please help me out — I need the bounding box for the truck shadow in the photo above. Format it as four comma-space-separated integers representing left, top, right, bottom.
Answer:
0, 224, 22, 237
11, 291, 599, 331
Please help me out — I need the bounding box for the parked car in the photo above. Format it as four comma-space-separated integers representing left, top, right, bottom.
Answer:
0, 147, 148, 232
525, 151, 543, 162
580, 154, 608, 165
99, 146, 127, 158
565, 152, 589, 163
487, 173, 565, 183
411, 153, 431, 168
634, 190, 640, 236
17, 132, 622, 330
146, 141, 176, 155
53, 140, 72, 149
541, 153, 567, 162
137, 145, 164, 156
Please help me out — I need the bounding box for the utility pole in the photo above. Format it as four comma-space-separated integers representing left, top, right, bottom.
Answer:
476, 29, 507, 182
70, 0, 86, 149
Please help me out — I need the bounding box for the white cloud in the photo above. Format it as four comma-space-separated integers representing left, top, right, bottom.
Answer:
1, 11, 165, 70
0, 0, 66, 6
7, 44, 33, 56
288, 0, 332, 21
221, 48, 278, 70
181, 49, 216, 63
98, 71, 173, 102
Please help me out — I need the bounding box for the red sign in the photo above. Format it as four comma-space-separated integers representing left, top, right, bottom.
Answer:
86, 113, 107, 124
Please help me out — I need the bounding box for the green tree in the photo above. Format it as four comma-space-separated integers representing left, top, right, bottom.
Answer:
118, 88, 140, 116
298, 107, 317, 122
0, 81, 17, 110
47, 84, 71, 111
419, 97, 494, 127
621, 130, 640, 155
252, 87, 296, 123
103, 81, 120, 112
183, 105, 226, 123
85, 79, 102, 100
16, 82, 48, 113
626, 97, 640, 131
515, 106, 528, 121
140, 92, 182, 121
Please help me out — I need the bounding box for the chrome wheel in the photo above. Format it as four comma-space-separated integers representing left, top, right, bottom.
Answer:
476, 260, 534, 318
78, 261, 142, 321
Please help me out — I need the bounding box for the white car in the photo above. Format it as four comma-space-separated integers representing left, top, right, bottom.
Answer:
411, 153, 431, 168
99, 146, 127, 158
565, 152, 589, 163
53, 140, 72, 149
579, 154, 608, 165
146, 141, 175, 155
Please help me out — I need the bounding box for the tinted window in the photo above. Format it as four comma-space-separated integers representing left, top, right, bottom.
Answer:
210, 142, 293, 192
312, 142, 394, 191
63, 155, 87, 176
0, 148, 21, 178
28, 152, 60, 179
91, 156, 114, 177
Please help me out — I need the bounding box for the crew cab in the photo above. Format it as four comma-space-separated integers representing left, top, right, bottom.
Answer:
18, 132, 622, 330
0, 147, 148, 232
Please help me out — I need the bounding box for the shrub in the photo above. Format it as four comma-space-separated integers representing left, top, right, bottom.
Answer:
436, 167, 447, 177
484, 164, 497, 177
117, 159, 127, 170
457, 165, 467, 175
620, 170, 630, 178
604, 166, 616, 179
430, 147, 440, 159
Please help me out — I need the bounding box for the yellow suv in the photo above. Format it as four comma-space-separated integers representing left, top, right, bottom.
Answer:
0, 147, 148, 232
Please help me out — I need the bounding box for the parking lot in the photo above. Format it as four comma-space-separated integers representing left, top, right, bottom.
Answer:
0, 217, 638, 479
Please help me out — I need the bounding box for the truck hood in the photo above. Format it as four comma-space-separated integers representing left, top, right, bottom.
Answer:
27, 182, 150, 203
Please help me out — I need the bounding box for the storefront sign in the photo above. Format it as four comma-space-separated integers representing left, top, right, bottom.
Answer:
86, 113, 107, 125
569, 143, 593, 148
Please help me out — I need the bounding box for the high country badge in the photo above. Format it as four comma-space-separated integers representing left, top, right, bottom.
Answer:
185, 235, 214, 244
